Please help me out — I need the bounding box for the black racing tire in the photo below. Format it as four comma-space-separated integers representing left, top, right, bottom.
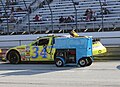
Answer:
55, 58, 64, 67
86, 57, 92, 66
7, 50, 21, 64
78, 58, 87, 67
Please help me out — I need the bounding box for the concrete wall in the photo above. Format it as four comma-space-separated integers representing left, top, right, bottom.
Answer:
0, 31, 120, 48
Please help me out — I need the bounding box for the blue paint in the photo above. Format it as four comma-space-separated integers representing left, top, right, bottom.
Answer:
32, 46, 47, 58
40, 46, 47, 58
32, 47, 39, 58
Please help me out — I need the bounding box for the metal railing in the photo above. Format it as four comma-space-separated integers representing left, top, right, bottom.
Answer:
0, 0, 120, 34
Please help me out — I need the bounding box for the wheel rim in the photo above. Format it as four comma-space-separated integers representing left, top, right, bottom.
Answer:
56, 60, 62, 66
79, 59, 86, 66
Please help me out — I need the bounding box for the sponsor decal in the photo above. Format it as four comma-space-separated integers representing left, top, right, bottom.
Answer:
25, 46, 30, 58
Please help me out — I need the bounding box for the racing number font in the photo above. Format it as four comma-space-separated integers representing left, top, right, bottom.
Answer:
32, 47, 47, 58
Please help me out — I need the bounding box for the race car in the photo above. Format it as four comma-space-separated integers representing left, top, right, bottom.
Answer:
92, 38, 107, 55
1, 33, 107, 64
0, 48, 8, 61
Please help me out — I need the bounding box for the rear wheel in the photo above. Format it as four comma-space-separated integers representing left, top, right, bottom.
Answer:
7, 50, 21, 64
78, 58, 87, 67
55, 58, 64, 67
86, 57, 92, 66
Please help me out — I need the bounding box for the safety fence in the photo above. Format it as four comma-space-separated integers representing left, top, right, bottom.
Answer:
0, 35, 120, 47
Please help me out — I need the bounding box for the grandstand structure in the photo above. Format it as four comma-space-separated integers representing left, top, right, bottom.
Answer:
0, 0, 120, 35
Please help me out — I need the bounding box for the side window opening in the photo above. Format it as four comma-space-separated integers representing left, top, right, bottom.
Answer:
33, 38, 49, 46
38, 39, 49, 46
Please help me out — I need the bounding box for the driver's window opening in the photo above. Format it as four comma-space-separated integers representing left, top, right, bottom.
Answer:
33, 38, 49, 46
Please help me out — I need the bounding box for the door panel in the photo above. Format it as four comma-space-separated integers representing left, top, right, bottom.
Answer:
30, 38, 55, 61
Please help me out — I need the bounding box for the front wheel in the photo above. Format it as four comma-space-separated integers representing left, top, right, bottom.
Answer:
7, 50, 21, 64
78, 58, 87, 67
55, 58, 64, 67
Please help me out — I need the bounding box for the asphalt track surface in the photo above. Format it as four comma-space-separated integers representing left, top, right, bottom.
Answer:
0, 61, 120, 87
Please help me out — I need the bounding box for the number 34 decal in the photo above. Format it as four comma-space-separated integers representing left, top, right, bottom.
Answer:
32, 47, 47, 58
